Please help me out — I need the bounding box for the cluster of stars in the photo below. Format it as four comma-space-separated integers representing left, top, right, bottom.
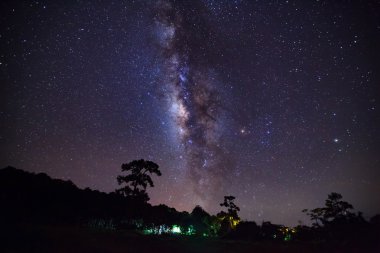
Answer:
0, 0, 379, 225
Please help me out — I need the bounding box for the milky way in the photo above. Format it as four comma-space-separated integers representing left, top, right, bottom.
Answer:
1, 0, 379, 225
154, 0, 230, 203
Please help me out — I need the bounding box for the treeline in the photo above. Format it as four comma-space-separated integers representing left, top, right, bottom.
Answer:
1, 166, 380, 248
1, 167, 113, 222
0, 166, 237, 236
0, 166, 178, 226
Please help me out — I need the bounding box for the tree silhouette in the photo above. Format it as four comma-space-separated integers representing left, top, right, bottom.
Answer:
220, 196, 240, 218
218, 196, 240, 233
116, 159, 161, 203
191, 205, 211, 220
302, 192, 355, 227
302, 192, 370, 242
191, 205, 211, 236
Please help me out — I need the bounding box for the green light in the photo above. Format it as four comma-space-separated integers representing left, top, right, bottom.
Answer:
284, 234, 291, 241
143, 228, 154, 235
143, 224, 199, 236
172, 225, 181, 233
186, 225, 195, 235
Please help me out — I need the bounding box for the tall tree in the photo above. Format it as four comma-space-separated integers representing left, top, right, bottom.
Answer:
217, 195, 240, 232
302, 192, 368, 242
116, 159, 161, 203
220, 195, 240, 219
302, 192, 355, 227
190, 205, 211, 236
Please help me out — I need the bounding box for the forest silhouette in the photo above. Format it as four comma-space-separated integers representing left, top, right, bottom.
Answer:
1, 161, 379, 253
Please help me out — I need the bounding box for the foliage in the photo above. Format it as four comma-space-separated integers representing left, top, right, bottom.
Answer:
302, 192, 370, 242
217, 196, 241, 234
302, 192, 356, 227
220, 196, 240, 218
3, 166, 379, 249
190, 205, 213, 236
116, 159, 162, 203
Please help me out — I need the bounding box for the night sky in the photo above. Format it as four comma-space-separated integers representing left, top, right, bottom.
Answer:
1, 0, 379, 226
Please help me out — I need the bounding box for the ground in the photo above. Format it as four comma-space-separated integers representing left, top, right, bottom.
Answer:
2, 223, 378, 253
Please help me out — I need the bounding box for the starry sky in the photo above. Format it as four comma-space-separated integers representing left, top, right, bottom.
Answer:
1, 0, 380, 226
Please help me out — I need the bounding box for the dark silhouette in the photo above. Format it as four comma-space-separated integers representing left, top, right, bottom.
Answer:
190, 205, 213, 236
261, 221, 284, 240
217, 196, 241, 235
1, 167, 380, 252
302, 192, 357, 227
220, 195, 240, 217
227, 221, 261, 241
302, 192, 377, 248
0, 166, 130, 224
116, 159, 161, 203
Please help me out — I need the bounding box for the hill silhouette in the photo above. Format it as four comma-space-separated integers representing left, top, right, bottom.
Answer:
0, 166, 194, 231
1, 166, 129, 224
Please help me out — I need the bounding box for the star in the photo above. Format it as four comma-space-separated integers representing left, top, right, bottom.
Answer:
1, 0, 378, 227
